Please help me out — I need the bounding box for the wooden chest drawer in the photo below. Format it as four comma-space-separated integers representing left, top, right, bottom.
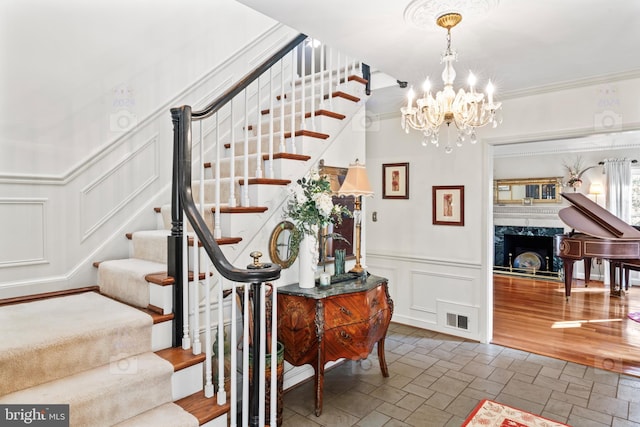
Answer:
276, 275, 392, 417
324, 285, 389, 329
324, 309, 391, 361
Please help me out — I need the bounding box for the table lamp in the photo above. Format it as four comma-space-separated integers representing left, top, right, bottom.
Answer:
590, 182, 603, 204
337, 159, 373, 273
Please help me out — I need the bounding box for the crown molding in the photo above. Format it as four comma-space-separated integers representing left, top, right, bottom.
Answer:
500, 69, 640, 100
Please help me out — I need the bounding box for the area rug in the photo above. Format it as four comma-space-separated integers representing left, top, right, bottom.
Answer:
462, 399, 571, 427
628, 312, 640, 323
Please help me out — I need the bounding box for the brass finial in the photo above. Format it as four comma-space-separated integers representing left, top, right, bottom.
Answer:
249, 251, 263, 268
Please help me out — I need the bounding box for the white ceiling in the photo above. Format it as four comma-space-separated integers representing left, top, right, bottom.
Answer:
237, 0, 640, 115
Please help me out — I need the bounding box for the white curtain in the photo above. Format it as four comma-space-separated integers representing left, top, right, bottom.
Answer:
604, 158, 632, 222
602, 159, 632, 287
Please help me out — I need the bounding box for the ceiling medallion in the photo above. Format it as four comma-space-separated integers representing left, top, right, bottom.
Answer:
404, 0, 499, 29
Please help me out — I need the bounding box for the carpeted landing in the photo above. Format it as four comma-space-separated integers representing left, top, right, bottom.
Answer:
0, 292, 198, 426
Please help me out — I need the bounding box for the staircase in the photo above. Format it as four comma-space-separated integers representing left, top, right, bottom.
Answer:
0, 35, 369, 426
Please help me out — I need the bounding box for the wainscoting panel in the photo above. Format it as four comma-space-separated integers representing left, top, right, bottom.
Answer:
0, 199, 47, 268
409, 269, 475, 313
367, 252, 485, 341
80, 136, 158, 241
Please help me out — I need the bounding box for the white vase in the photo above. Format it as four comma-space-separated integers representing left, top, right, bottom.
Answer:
298, 231, 318, 289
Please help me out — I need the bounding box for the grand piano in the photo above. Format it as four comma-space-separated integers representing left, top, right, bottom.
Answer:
554, 192, 640, 299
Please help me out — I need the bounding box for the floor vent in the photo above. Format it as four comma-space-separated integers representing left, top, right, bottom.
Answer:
446, 313, 469, 330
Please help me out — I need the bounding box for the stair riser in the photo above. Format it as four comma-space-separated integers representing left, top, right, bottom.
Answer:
150, 282, 173, 315
246, 182, 288, 208
208, 156, 261, 182
152, 319, 172, 352
192, 180, 239, 207
172, 362, 204, 401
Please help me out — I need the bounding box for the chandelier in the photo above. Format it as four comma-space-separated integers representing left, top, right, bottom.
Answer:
400, 12, 502, 153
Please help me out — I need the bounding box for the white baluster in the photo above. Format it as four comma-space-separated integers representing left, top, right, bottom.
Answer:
242, 89, 250, 207
228, 101, 236, 207
191, 122, 203, 356
268, 68, 274, 178
213, 114, 222, 239
199, 119, 214, 397
328, 47, 334, 110
191, 238, 200, 354
269, 283, 278, 427
279, 59, 285, 153
300, 39, 306, 131
336, 52, 341, 91
203, 265, 213, 397
241, 283, 249, 427
320, 43, 325, 109
345, 54, 349, 89
256, 77, 263, 178
290, 48, 297, 154
352, 58, 356, 82
311, 38, 316, 131
217, 276, 227, 405
230, 282, 237, 425
259, 282, 266, 427
182, 229, 190, 349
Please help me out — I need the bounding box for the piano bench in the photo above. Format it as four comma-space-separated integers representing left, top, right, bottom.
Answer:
622, 260, 640, 291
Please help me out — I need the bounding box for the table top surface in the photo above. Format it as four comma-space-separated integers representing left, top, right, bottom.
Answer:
277, 273, 387, 299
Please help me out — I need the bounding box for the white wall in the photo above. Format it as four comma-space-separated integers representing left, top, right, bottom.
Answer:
0, 1, 298, 297
365, 115, 489, 342
365, 75, 640, 343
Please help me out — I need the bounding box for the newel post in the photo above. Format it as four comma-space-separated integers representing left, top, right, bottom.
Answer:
169, 106, 187, 347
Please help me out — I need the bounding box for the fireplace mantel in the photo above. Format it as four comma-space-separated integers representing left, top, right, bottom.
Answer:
494, 205, 568, 230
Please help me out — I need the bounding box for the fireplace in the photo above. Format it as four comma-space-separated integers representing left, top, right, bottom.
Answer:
494, 226, 564, 278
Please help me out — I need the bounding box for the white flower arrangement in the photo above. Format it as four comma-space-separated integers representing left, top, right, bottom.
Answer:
284, 169, 350, 238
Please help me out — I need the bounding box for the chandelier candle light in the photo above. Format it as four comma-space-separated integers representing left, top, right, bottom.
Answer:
400, 12, 502, 153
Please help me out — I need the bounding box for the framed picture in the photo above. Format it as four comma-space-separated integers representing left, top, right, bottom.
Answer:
382, 163, 409, 199
432, 185, 465, 226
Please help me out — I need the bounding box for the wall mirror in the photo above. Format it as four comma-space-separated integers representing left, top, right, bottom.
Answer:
269, 221, 297, 268
319, 160, 355, 262
494, 177, 563, 205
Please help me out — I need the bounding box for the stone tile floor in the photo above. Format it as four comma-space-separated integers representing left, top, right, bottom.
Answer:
281, 323, 640, 426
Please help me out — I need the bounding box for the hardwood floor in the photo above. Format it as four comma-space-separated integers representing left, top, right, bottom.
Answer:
492, 273, 640, 377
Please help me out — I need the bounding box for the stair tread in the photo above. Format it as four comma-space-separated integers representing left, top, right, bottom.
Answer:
156, 347, 206, 371
263, 153, 311, 162
176, 391, 230, 426
126, 229, 242, 246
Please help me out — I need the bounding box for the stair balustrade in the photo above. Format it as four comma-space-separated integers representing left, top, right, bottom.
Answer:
169, 33, 366, 427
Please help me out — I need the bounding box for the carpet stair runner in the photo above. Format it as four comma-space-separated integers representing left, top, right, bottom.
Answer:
0, 291, 199, 426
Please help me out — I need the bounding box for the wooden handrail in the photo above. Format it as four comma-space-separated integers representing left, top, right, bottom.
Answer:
191, 33, 307, 121
170, 104, 281, 282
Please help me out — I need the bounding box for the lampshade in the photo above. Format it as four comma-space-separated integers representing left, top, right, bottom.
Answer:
337, 160, 373, 197
590, 182, 603, 195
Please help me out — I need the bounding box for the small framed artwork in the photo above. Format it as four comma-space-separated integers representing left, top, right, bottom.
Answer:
432, 185, 465, 226
382, 163, 409, 199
